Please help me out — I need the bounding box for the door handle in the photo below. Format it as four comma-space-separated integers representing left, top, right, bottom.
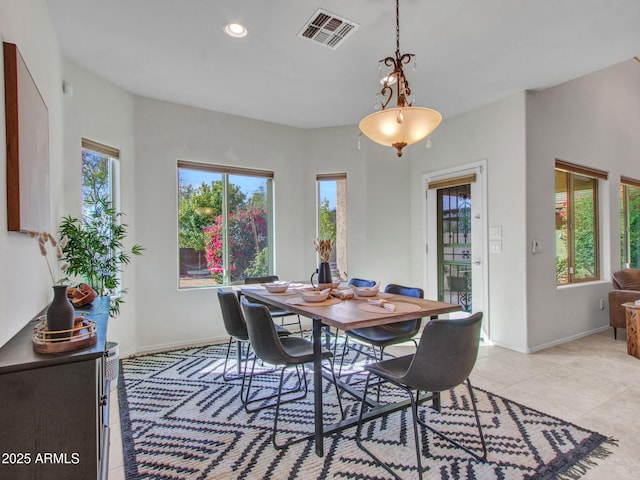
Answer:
473, 259, 481, 265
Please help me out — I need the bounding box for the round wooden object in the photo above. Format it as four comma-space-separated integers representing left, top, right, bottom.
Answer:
32, 316, 97, 354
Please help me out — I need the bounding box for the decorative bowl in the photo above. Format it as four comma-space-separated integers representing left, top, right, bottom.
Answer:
300, 288, 331, 303
353, 284, 380, 297
262, 281, 290, 293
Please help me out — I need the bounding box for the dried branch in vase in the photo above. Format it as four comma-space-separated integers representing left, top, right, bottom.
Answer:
27, 231, 69, 285
313, 238, 335, 263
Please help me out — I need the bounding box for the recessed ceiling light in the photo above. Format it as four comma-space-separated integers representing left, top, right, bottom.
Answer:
224, 22, 247, 38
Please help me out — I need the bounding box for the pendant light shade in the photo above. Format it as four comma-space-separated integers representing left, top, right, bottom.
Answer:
359, 0, 442, 157
359, 107, 442, 157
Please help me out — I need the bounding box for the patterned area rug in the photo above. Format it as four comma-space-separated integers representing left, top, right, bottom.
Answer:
118, 342, 615, 479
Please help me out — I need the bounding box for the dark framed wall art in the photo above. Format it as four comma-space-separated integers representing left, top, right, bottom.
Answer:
4, 42, 50, 233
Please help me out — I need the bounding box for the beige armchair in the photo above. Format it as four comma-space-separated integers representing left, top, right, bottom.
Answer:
609, 269, 640, 339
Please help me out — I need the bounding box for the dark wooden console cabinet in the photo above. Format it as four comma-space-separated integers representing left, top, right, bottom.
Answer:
0, 297, 110, 480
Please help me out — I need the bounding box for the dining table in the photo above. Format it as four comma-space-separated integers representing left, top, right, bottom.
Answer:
240, 284, 461, 457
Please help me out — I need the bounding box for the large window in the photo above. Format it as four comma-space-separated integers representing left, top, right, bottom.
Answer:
178, 161, 274, 288
81, 138, 118, 219
317, 174, 347, 278
620, 176, 640, 269
555, 160, 606, 285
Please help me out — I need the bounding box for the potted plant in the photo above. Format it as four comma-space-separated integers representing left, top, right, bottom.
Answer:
59, 197, 143, 316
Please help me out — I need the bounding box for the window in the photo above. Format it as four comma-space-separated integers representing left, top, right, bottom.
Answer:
317, 174, 347, 278
620, 176, 640, 269
178, 161, 274, 289
81, 138, 119, 219
555, 160, 606, 285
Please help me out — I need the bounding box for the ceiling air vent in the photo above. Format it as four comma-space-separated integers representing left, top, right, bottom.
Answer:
297, 9, 359, 49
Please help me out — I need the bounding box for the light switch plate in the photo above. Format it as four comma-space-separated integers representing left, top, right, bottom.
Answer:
531, 239, 543, 253
490, 240, 502, 253
490, 226, 502, 240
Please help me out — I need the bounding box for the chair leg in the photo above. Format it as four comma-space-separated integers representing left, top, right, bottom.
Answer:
407, 389, 425, 480
326, 358, 345, 419
242, 357, 308, 414
222, 337, 234, 381
614, 327, 617, 340
273, 364, 309, 449
224, 338, 250, 382
271, 359, 344, 450
355, 374, 405, 480
415, 379, 487, 462
466, 378, 488, 460
338, 333, 350, 377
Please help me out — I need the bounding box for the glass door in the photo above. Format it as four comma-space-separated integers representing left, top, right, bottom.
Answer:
425, 163, 487, 337
437, 184, 472, 312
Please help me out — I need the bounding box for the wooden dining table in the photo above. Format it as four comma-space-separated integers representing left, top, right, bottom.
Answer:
241, 285, 461, 457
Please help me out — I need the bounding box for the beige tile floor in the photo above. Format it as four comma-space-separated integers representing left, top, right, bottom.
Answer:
107, 330, 640, 479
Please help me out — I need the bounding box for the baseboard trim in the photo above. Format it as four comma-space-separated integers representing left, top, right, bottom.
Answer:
524, 325, 611, 354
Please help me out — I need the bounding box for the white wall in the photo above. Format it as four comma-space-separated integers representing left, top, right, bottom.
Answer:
525, 59, 640, 350
0, 0, 64, 347
130, 100, 416, 353
61, 59, 138, 356
132, 97, 309, 351
303, 127, 414, 286
409, 93, 529, 352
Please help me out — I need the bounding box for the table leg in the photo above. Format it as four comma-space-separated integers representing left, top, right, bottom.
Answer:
313, 318, 324, 457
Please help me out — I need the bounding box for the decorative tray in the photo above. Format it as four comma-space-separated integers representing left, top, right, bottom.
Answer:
32, 315, 97, 354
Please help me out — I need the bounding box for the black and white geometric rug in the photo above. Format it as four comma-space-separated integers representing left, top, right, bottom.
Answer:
118, 342, 615, 480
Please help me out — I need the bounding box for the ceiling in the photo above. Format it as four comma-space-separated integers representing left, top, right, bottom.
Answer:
47, 0, 640, 130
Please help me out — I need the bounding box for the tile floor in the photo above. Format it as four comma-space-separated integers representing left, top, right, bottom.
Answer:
107, 329, 640, 479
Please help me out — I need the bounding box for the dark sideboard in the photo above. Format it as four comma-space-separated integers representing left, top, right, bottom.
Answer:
0, 297, 110, 480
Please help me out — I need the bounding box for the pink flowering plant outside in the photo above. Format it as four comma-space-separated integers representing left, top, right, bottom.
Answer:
204, 205, 268, 283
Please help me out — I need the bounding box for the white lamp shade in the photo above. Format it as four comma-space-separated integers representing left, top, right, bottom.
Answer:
359, 107, 442, 148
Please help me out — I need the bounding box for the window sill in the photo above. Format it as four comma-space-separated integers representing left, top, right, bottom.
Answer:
556, 280, 611, 290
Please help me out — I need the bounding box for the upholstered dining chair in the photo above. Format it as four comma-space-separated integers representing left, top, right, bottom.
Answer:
355, 312, 487, 479
241, 297, 345, 449
348, 277, 377, 288
244, 275, 303, 334
339, 283, 424, 376
217, 290, 291, 406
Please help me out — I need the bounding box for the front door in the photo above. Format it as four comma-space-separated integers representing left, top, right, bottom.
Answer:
424, 162, 488, 336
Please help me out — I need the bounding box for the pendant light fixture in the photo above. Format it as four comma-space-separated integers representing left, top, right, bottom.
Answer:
359, 0, 442, 157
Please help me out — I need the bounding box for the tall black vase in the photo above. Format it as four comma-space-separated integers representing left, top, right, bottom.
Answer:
46, 285, 74, 339
317, 261, 332, 290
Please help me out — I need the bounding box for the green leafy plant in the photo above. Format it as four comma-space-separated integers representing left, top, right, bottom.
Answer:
59, 198, 143, 316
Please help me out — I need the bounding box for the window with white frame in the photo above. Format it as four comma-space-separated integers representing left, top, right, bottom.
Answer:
177, 161, 274, 289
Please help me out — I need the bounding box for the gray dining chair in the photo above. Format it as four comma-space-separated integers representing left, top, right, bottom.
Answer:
217, 290, 292, 407
355, 312, 487, 479
244, 275, 303, 334
339, 283, 424, 376
241, 297, 345, 449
